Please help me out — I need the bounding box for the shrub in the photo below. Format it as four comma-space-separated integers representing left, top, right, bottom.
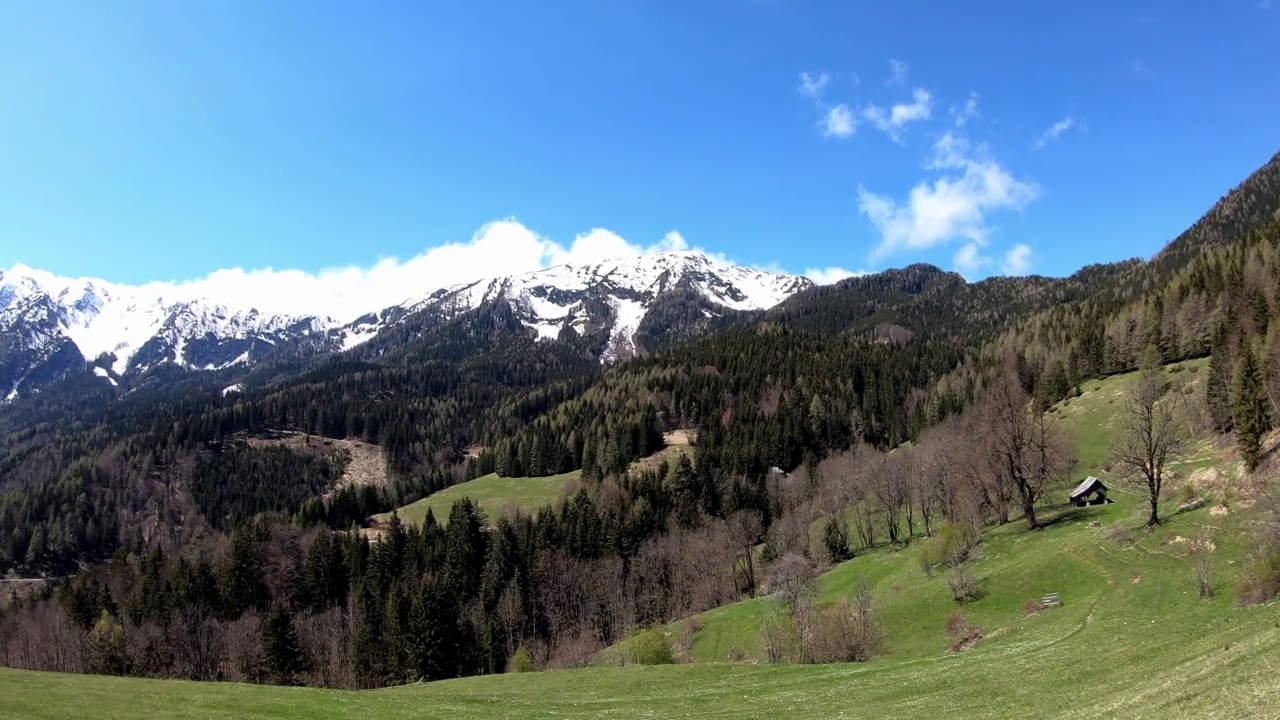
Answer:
802, 578, 884, 663
759, 607, 800, 664
622, 626, 675, 666
506, 645, 536, 673
1105, 522, 1133, 546
823, 516, 853, 563
1179, 482, 1199, 505
673, 617, 700, 659
1235, 555, 1280, 606
545, 631, 604, 670
946, 564, 983, 603
758, 578, 885, 665
918, 522, 979, 577
1236, 481, 1280, 606
944, 609, 982, 653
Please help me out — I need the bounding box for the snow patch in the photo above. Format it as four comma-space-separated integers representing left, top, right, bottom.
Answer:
533, 322, 562, 341
222, 383, 244, 397
341, 325, 380, 351
93, 366, 119, 387
603, 298, 647, 362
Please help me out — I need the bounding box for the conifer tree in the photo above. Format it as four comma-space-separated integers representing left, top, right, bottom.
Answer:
263, 603, 307, 685
1234, 347, 1271, 472
1206, 342, 1234, 433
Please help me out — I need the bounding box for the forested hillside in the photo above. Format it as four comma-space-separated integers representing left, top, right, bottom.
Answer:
0, 149, 1278, 691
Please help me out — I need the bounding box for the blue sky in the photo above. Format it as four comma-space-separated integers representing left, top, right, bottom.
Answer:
2, 0, 1278, 298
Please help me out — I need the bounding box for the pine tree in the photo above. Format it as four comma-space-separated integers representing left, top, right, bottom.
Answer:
1206, 342, 1234, 433
444, 499, 488, 599
406, 575, 466, 681
1234, 348, 1272, 472
263, 604, 308, 685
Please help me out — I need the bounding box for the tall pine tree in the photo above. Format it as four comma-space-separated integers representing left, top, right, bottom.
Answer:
1234, 348, 1272, 472
263, 604, 308, 685
1206, 342, 1235, 434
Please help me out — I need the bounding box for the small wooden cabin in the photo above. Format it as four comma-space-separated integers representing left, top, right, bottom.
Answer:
1068, 476, 1112, 506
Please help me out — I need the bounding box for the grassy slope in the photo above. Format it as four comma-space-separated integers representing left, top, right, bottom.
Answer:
4, 360, 1279, 718
378, 470, 581, 527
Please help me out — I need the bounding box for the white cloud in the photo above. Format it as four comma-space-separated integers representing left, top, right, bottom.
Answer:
19, 222, 843, 324
798, 72, 830, 100
804, 266, 869, 285
887, 59, 908, 86
118, 221, 702, 322
861, 88, 932, 142
1033, 116, 1075, 149
952, 92, 979, 127
1002, 243, 1033, 275
859, 132, 1039, 262
951, 241, 1033, 278
953, 243, 987, 276
821, 104, 857, 139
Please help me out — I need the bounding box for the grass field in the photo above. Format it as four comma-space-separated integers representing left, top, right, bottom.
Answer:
377, 470, 581, 528
4, 363, 1279, 718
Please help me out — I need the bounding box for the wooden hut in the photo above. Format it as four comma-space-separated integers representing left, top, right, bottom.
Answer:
1068, 476, 1112, 506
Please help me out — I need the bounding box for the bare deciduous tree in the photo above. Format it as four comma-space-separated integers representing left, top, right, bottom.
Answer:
1110, 347, 1184, 526
727, 511, 764, 598
765, 552, 816, 614
977, 366, 1057, 530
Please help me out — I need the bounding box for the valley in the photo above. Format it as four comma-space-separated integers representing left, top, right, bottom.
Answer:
1, 149, 1279, 717
5, 5, 1280, 716
2, 365, 1278, 718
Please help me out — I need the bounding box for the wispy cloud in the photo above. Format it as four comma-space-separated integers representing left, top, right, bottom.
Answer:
859, 132, 1038, 265
951, 92, 979, 127
861, 88, 932, 142
953, 243, 986, 276
797, 62, 931, 143
44, 222, 734, 322
798, 71, 830, 100
821, 104, 857, 139
951, 242, 1033, 278
1033, 116, 1076, 149
804, 266, 870, 285
1002, 244, 1033, 275
798, 71, 857, 140
13, 222, 833, 322
887, 59, 909, 87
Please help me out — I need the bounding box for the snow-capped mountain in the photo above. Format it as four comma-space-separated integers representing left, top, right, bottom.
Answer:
399, 251, 813, 358
0, 252, 812, 401
0, 264, 342, 400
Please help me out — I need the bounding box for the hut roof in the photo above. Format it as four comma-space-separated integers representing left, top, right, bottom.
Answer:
1069, 476, 1107, 499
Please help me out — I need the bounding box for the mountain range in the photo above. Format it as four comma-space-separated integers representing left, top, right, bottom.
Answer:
0, 251, 813, 401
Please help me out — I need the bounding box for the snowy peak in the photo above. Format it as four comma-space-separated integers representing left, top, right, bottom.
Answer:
1, 250, 813, 398
399, 251, 813, 358
0, 266, 343, 398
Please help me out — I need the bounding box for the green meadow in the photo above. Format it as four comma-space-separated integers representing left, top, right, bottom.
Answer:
377, 470, 581, 527
4, 361, 1278, 719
